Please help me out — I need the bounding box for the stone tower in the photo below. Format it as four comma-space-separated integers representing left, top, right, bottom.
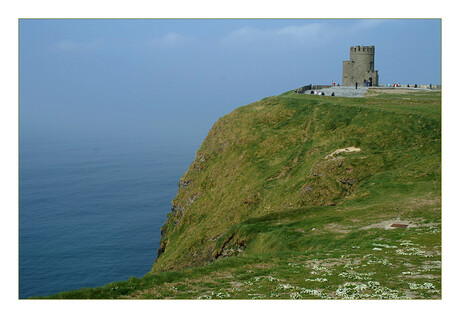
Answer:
342, 45, 378, 87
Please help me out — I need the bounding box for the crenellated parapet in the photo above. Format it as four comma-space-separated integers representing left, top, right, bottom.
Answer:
350, 45, 375, 54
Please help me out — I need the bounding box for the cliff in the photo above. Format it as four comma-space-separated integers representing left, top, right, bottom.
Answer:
43, 88, 441, 299
152, 89, 441, 274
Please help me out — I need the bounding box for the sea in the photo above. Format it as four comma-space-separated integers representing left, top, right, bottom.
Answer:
19, 130, 202, 299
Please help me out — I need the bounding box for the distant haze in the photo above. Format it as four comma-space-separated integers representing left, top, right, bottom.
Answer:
20, 19, 441, 141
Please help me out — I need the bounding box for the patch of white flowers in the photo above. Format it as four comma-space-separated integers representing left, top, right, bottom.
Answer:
370, 285, 409, 299
253, 275, 280, 282
197, 294, 212, 300
400, 240, 414, 246
338, 271, 376, 281
367, 281, 380, 289
310, 264, 333, 276
372, 243, 397, 249
274, 283, 329, 299
365, 255, 392, 266
335, 281, 409, 300
210, 291, 231, 299
408, 282, 436, 290
277, 283, 295, 290
290, 292, 302, 299
288, 262, 301, 268
305, 277, 328, 282
396, 247, 427, 256
298, 288, 329, 299
312, 264, 328, 271
266, 276, 280, 282
428, 226, 441, 234
344, 263, 357, 269
335, 282, 368, 299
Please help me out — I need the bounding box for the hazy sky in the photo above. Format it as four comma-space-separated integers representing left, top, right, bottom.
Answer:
19, 19, 441, 142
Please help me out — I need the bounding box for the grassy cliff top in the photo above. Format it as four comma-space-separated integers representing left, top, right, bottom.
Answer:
41, 89, 441, 299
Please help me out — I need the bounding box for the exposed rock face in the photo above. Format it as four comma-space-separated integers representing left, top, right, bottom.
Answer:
300, 185, 314, 194
155, 178, 201, 260
178, 180, 192, 189
187, 193, 199, 205
213, 234, 247, 260
157, 243, 166, 257
157, 225, 169, 257
339, 178, 355, 186
171, 204, 184, 217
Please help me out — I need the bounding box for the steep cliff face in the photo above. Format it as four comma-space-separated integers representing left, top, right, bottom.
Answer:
152, 90, 441, 273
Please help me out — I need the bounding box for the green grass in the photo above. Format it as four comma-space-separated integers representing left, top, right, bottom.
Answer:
37, 89, 441, 299
40, 220, 440, 299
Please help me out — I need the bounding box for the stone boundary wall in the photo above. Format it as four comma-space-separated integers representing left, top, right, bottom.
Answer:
312, 85, 332, 90
295, 84, 441, 94
295, 85, 331, 94
373, 84, 441, 90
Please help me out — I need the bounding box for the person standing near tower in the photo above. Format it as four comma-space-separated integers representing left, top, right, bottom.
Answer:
355, 82, 358, 89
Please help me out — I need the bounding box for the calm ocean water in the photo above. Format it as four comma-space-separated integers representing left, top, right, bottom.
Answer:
19, 131, 199, 298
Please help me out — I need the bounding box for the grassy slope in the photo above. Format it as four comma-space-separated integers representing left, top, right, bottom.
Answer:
41, 89, 441, 299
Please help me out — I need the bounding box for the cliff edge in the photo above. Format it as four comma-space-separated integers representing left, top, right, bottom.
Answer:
152, 89, 441, 273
